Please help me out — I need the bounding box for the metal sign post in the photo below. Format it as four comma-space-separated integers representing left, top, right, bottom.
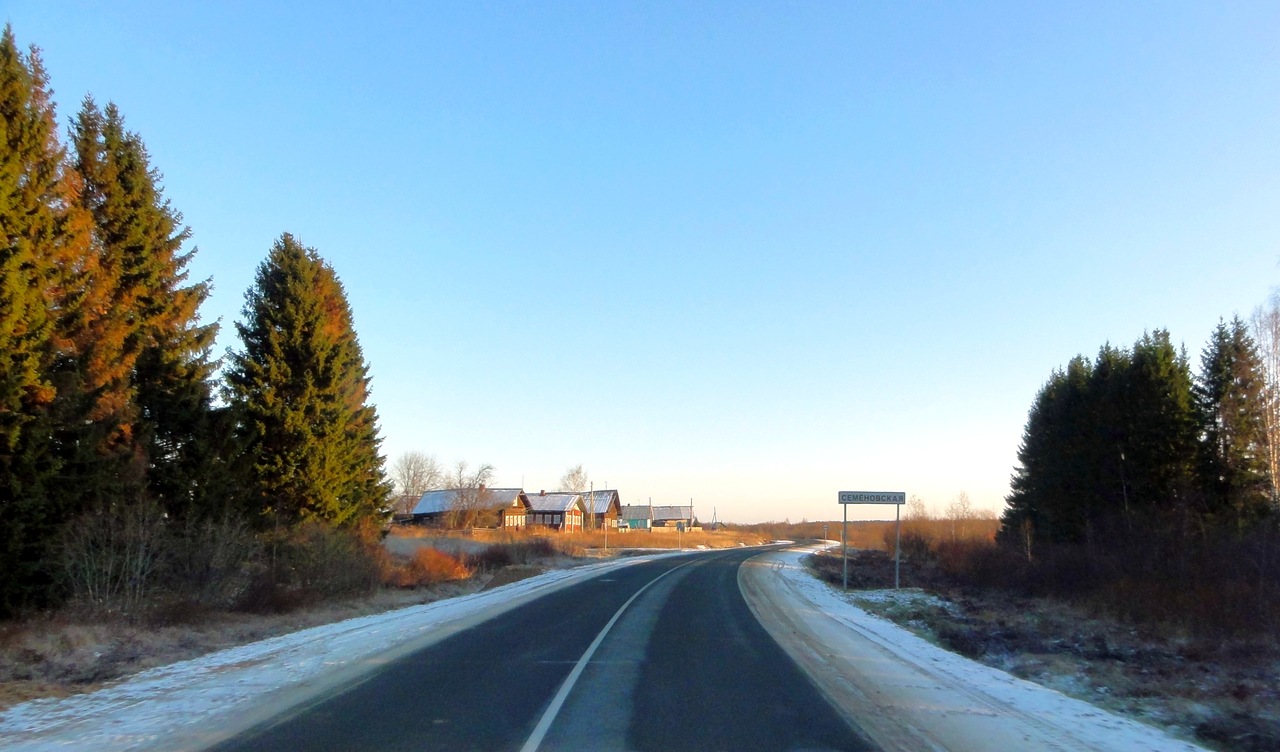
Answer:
842, 502, 848, 589
894, 501, 902, 589
838, 491, 907, 590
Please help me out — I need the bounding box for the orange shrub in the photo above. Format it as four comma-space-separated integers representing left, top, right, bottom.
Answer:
388, 548, 472, 588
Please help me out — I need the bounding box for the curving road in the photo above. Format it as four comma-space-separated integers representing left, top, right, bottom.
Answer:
209, 548, 875, 752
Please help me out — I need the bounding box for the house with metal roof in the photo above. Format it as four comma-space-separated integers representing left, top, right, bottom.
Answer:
582, 489, 622, 529
652, 505, 696, 528
409, 487, 530, 528
389, 493, 421, 522
619, 504, 652, 531
527, 491, 586, 532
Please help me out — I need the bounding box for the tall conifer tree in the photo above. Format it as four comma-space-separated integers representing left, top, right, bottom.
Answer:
1124, 331, 1197, 515
71, 98, 219, 518
1195, 317, 1272, 526
1002, 356, 1098, 547
1001, 332, 1200, 551
226, 234, 389, 527
0, 26, 95, 612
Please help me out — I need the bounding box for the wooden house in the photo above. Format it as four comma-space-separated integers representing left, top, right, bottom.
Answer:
652, 505, 696, 528
389, 493, 420, 523
408, 487, 530, 528
527, 491, 586, 532
583, 489, 622, 529
619, 504, 652, 531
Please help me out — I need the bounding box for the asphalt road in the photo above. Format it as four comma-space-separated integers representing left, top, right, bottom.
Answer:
209, 548, 875, 752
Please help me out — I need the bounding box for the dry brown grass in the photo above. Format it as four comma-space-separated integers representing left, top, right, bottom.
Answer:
391, 525, 767, 551
555, 528, 765, 550
0, 583, 483, 710
721, 519, 944, 550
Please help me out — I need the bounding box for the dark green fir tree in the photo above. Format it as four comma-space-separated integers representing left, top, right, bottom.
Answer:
1122, 331, 1198, 517
1195, 317, 1273, 527
71, 98, 221, 519
0, 26, 96, 613
226, 234, 390, 528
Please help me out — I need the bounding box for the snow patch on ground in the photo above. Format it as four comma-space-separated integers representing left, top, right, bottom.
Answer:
850, 586, 956, 611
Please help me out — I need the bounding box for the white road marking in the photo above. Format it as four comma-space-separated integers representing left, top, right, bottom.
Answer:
518, 559, 695, 752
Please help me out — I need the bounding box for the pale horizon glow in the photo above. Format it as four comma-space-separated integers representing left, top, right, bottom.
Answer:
7, 3, 1279, 523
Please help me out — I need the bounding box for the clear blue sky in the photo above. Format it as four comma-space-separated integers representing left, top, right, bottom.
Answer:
8, 2, 1279, 522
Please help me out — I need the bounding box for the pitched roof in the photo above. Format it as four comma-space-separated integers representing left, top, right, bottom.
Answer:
484, 488, 528, 508
620, 504, 652, 521
583, 489, 621, 514
652, 505, 694, 521
411, 488, 527, 516
527, 492, 584, 513
391, 494, 420, 515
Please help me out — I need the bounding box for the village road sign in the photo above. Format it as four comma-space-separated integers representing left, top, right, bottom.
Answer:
838, 491, 906, 505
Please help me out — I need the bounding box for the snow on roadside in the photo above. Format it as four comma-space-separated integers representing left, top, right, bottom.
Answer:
0, 554, 670, 752
771, 544, 1208, 752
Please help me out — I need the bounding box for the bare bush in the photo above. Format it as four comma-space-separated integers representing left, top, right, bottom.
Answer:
61, 502, 169, 617
887, 529, 935, 563
238, 523, 382, 613
283, 522, 382, 597
163, 515, 260, 609
467, 545, 515, 571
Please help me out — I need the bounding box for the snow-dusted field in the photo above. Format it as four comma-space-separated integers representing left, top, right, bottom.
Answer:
2, 544, 1210, 752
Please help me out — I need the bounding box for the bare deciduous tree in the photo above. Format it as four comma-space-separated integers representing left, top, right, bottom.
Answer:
1251, 296, 1280, 505
391, 451, 444, 498
905, 494, 931, 521
445, 461, 496, 529
945, 491, 974, 542
559, 464, 589, 493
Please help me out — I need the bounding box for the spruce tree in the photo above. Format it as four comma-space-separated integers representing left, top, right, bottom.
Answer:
0, 26, 95, 612
1002, 356, 1097, 547
1001, 332, 1201, 551
1123, 331, 1197, 516
1195, 317, 1272, 526
1000, 371, 1062, 551
226, 234, 390, 527
71, 98, 219, 518
58, 98, 147, 507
